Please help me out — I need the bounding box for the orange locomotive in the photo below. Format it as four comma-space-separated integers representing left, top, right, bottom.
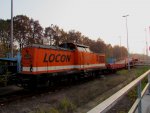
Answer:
19, 43, 106, 87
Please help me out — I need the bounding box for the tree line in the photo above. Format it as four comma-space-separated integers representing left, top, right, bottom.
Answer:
0, 15, 127, 59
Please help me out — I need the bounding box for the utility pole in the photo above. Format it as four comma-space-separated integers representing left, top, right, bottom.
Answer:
145, 28, 148, 63
123, 15, 130, 71
119, 36, 122, 59
149, 26, 150, 63
11, 0, 13, 58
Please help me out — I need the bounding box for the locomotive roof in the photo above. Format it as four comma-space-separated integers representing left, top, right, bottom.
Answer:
26, 43, 89, 50
75, 43, 89, 48
27, 44, 58, 49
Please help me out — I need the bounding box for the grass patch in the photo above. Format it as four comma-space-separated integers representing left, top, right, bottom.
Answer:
126, 66, 149, 112
48, 108, 60, 113
116, 66, 149, 77
117, 111, 126, 113
30, 97, 76, 113
58, 98, 76, 113
0, 72, 11, 87
116, 69, 128, 75
30, 107, 60, 113
135, 66, 150, 77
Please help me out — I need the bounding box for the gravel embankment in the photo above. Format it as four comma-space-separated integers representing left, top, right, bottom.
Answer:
0, 67, 148, 113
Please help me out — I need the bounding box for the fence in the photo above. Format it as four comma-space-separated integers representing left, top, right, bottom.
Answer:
87, 69, 150, 113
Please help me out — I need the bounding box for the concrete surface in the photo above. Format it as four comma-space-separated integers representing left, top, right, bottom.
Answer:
135, 90, 150, 113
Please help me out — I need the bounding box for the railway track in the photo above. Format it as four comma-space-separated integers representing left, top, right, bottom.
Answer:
0, 66, 138, 106
0, 85, 63, 105
0, 75, 101, 105
1, 67, 147, 113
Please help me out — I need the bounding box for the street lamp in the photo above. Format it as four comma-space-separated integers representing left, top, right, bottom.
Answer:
145, 28, 148, 63
118, 36, 122, 59
11, 0, 13, 58
123, 15, 130, 71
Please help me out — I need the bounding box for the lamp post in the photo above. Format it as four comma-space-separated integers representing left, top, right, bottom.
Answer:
11, 0, 13, 58
119, 36, 122, 59
123, 15, 130, 70
145, 28, 148, 64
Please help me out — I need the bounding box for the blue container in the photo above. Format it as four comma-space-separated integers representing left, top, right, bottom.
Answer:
106, 57, 116, 64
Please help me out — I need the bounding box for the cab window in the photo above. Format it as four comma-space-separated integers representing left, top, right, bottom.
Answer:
85, 48, 91, 52
77, 47, 86, 52
59, 43, 76, 50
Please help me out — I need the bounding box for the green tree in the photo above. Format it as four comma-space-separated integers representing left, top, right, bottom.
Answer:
45, 25, 62, 46
106, 44, 113, 58
29, 19, 43, 44
68, 30, 82, 43
13, 15, 31, 49
0, 19, 11, 55
112, 45, 128, 60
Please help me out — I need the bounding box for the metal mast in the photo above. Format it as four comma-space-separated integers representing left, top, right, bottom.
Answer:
11, 0, 13, 58
123, 15, 130, 71
119, 36, 122, 59
145, 28, 148, 62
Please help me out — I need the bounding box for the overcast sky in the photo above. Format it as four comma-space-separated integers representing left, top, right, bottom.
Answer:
1, 0, 150, 54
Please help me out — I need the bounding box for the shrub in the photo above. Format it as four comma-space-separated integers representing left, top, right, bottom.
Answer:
48, 107, 59, 113
59, 97, 76, 113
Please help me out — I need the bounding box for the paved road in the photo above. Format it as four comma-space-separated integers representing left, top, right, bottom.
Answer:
135, 90, 150, 113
